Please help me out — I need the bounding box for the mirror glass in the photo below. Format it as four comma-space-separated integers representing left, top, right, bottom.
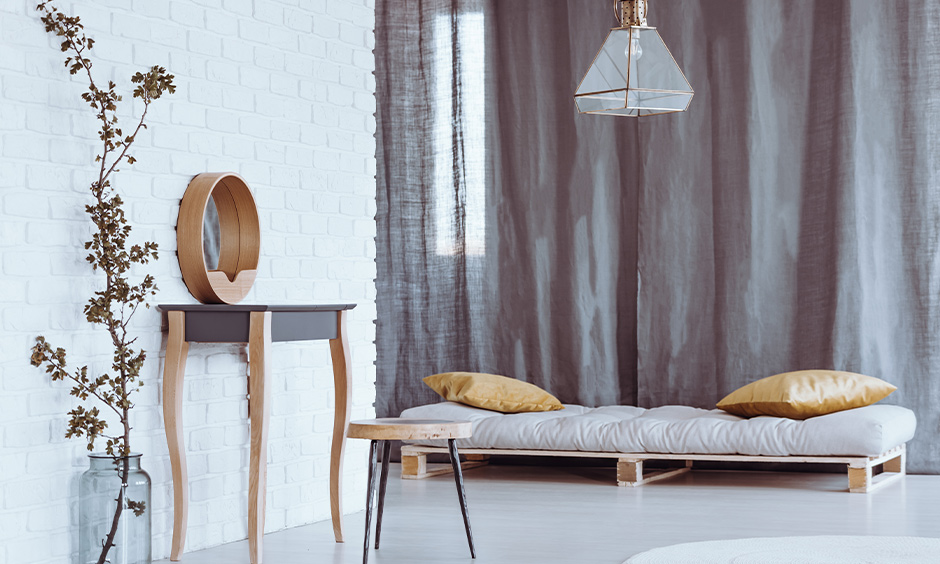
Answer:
203, 198, 221, 270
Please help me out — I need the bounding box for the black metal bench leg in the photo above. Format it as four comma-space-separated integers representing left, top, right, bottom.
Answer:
375, 440, 392, 549
448, 438, 476, 558
363, 440, 379, 564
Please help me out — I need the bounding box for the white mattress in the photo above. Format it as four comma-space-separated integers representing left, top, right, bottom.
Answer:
400, 402, 916, 457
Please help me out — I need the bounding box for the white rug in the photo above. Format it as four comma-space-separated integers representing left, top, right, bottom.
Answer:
625, 535, 940, 564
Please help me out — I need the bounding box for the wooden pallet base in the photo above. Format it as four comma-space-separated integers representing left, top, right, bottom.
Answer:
848, 445, 907, 493
400, 461, 490, 480
400, 449, 491, 480
400, 444, 907, 493
617, 459, 693, 487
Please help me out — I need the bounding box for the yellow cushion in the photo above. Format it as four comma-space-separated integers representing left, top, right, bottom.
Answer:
423, 372, 565, 413
716, 370, 896, 419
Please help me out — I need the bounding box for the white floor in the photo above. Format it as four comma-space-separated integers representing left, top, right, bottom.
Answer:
158, 463, 940, 564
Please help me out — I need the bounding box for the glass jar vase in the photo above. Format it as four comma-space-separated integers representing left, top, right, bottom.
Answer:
79, 453, 151, 564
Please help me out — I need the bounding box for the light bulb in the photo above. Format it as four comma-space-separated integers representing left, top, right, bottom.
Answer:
625, 35, 643, 60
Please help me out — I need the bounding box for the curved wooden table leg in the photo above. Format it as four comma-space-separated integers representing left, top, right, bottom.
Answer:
248, 312, 272, 564
329, 310, 352, 543
163, 311, 190, 561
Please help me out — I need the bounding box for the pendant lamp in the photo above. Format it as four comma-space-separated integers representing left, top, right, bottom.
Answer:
575, 0, 693, 117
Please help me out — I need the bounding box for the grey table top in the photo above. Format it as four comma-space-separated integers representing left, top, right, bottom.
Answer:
157, 304, 357, 312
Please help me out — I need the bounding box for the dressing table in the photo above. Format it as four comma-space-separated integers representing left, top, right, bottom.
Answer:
159, 303, 355, 563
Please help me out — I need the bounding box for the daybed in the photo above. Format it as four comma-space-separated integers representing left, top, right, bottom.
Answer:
398, 401, 917, 493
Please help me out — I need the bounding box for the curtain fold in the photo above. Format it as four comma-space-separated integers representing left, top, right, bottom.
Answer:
375, 0, 640, 419
375, 0, 493, 418
636, 0, 940, 473
376, 0, 940, 473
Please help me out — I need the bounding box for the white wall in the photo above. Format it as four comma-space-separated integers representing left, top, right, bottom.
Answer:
0, 0, 376, 562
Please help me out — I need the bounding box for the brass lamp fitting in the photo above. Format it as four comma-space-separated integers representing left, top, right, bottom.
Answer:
618, 0, 648, 27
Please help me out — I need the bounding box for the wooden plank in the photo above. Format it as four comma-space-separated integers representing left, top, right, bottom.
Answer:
618, 467, 691, 487
328, 310, 351, 543
884, 456, 903, 473
402, 454, 427, 477
400, 461, 489, 480
883, 446, 906, 473
348, 420, 472, 441
847, 464, 871, 492
868, 445, 905, 467
401, 445, 886, 466
617, 459, 642, 483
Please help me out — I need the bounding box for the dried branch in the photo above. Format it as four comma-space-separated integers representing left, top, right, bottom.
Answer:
30, 3, 175, 564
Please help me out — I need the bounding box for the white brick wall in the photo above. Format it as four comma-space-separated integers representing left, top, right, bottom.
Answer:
0, 1, 377, 562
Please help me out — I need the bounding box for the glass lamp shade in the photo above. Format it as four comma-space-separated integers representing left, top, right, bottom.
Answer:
575, 26, 693, 117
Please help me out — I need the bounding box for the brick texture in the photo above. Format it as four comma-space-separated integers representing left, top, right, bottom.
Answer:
0, 1, 376, 562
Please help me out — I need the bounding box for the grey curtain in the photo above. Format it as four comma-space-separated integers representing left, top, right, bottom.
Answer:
376, 0, 940, 473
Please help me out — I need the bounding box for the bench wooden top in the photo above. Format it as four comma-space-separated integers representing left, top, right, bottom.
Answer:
348, 418, 472, 441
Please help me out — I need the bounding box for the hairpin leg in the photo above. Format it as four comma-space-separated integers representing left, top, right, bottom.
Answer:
362, 440, 379, 564
375, 440, 392, 549
448, 438, 476, 558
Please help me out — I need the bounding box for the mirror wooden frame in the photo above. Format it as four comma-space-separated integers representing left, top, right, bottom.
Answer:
177, 172, 260, 304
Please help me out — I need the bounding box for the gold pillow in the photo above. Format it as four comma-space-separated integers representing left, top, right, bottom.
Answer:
423, 372, 565, 413
716, 370, 896, 419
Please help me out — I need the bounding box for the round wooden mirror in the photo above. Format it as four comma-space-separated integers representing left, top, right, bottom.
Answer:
177, 172, 260, 304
